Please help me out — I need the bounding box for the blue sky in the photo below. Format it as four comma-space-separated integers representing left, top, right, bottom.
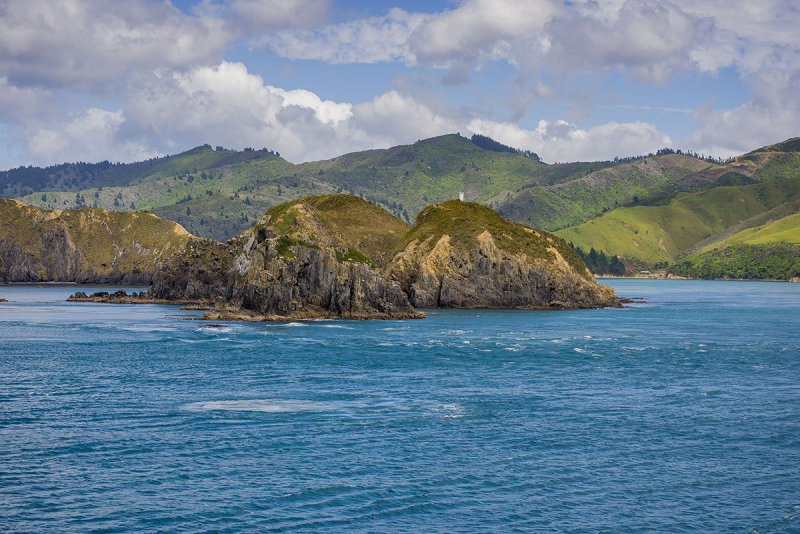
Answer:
0, 0, 798, 169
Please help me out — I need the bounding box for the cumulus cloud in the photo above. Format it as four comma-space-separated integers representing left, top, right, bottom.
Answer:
261, 8, 427, 64
0, 0, 232, 89
467, 118, 672, 163
689, 68, 800, 157
228, 0, 330, 29
26, 108, 154, 165
409, 0, 559, 63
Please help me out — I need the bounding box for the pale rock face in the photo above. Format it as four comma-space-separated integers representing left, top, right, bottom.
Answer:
387, 227, 618, 309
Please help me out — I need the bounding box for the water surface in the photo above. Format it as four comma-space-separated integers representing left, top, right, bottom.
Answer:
1, 280, 799, 532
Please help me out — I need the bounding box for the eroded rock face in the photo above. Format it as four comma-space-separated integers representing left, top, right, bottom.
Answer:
0, 199, 191, 284
147, 202, 419, 320
385, 202, 620, 309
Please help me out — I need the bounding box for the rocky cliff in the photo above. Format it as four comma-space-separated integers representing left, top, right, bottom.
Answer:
146, 195, 420, 320
0, 199, 192, 284
385, 201, 619, 309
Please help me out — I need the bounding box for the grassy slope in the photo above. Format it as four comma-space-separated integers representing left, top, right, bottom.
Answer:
0, 199, 193, 276
667, 210, 800, 280
496, 154, 711, 230
556, 178, 800, 264
257, 194, 410, 264
699, 211, 800, 249
392, 200, 590, 279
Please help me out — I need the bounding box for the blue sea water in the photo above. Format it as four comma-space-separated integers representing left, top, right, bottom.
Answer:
1, 280, 799, 533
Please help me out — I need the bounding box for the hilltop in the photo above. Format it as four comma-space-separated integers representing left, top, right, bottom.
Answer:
257, 194, 410, 266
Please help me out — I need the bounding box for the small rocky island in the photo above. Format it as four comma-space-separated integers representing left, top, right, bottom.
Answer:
2, 195, 621, 320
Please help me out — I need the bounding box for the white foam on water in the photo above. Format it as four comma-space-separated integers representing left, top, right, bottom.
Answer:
119, 325, 178, 333
186, 399, 330, 413
184, 398, 455, 416
197, 326, 234, 334
318, 324, 354, 329
285, 322, 306, 327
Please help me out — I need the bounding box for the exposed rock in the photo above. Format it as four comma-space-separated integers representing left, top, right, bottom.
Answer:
145, 196, 421, 320
0, 199, 192, 284
385, 201, 620, 309
61, 195, 620, 319
0, 298, 7, 302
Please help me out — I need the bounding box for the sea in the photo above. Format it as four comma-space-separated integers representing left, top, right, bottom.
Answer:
1, 279, 799, 533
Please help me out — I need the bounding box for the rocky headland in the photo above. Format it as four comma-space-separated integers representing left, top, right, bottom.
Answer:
0, 198, 192, 284
4, 194, 620, 319
385, 201, 620, 309
99, 195, 423, 320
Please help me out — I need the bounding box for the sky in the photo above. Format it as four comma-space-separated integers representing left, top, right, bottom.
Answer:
0, 0, 798, 170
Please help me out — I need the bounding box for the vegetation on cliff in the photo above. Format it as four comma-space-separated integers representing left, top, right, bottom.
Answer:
0, 199, 192, 283
147, 194, 419, 320
386, 200, 618, 309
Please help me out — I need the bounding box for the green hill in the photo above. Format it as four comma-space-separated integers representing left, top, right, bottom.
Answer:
495, 153, 712, 230
2, 145, 275, 198
7, 134, 799, 259
556, 178, 800, 265
256, 194, 410, 265
384, 200, 618, 309
665, 211, 800, 280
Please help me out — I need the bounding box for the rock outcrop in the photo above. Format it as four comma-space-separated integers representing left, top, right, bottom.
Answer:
0, 199, 192, 284
40, 194, 619, 319
385, 201, 619, 309
144, 195, 421, 320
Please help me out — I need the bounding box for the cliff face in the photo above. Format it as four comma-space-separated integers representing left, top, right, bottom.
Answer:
148, 196, 419, 319
0, 199, 192, 284
386, 201, 619, 309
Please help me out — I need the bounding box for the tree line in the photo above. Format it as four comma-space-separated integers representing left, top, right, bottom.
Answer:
570, 244, 626, 275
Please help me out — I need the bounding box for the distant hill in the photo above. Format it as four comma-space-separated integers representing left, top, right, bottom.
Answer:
1, 145, 275, 198
11, 133, 715, 241
666, 211, 800, 280
4, 134, 800, 276
556, 177, 800, 265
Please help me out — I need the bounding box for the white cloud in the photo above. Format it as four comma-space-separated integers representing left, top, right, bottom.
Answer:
410, 0, 559, 63
261, 8, 428, 64
0, 78, 53, 122
26, 108, 154, 165
689, 68, 800, 157
0, 0, 230, 88
228, 0, 330, 29
8, 58, 679, 168
467, 118, 672, 163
